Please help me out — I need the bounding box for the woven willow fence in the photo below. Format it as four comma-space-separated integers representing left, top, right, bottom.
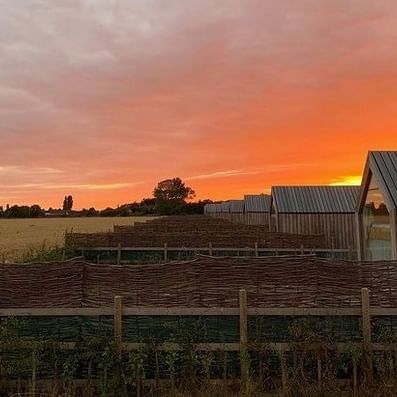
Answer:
2, 256, 397, 395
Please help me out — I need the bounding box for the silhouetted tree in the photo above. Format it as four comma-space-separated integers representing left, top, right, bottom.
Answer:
29, 205, 44, 218
86, 207, 98, 217
5, 205, 30, 218
62, 195, 73, 212
153, 178, 195, 215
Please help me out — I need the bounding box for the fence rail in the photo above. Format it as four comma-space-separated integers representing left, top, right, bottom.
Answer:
0, 288, 391, 353
0, 287, 393, 391
77, 245, 357, 263
2, 306, 397, 317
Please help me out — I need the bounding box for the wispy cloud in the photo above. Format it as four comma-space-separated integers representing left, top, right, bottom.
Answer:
186, 169, 261, 180
2, 182, 141, 191
44, 182, 139, 191
186, 163, 313, 181
0, 166, 63, 175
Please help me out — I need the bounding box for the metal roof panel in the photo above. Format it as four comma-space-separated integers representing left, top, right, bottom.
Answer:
229, 200, 245, 213
271, 186, 360, 213
244, 194, 271, 212
371, 151, 397, 208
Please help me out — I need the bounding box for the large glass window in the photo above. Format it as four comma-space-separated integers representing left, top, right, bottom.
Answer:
363, 173, 392, 260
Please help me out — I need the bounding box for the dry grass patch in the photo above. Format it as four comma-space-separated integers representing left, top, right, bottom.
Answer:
0, 216, 155, 261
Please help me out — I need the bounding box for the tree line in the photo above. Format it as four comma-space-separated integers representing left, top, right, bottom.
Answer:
0, 178, 213, 218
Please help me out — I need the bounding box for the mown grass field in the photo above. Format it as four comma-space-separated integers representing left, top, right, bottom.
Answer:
0, 216, 155, 261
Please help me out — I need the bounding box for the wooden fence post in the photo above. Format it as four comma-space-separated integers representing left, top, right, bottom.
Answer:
361, 288, 373, 381
209, 242, 213, 256
164, 243, 168, 262
116, 243, 122, 265
353, 358, 358, 397
317, 358, 322, 388
114, 295, 123, 358
348, 245, 353, 261
254, 242, 259, 257
239, 289, 249, 391
280, 347, 287, 396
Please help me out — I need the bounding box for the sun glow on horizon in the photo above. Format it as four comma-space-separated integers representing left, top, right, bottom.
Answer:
330, 176, 362, 186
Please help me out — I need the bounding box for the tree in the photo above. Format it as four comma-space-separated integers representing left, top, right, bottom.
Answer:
5, 205, 30, 218
153, 178, 195, 215
62, 195, 73, 212
86, 207, 98, 217
153, 178, 195, 202
29, 205, 44, 218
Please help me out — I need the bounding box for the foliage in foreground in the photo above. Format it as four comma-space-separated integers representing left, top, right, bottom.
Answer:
1, 317, 397, 396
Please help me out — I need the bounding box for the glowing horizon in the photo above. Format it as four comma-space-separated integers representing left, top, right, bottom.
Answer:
1, 1, 397, 209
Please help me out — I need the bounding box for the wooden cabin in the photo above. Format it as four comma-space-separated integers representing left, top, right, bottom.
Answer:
218, 201, 231, 221
229, 200, 245, 223
204, 203, 216, 216
243, 194, 271, 226
270, 186, 360, 249
357, 151, 397, 260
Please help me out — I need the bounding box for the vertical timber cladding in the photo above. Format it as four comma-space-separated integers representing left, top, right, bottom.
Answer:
220, 201, 232, 222
244, 212, 269, 226
206, 203, 223, 219
243, 194, 271, 227
229, 199, 245, 224
277, 213, 357, 249
272, 186, 361, 249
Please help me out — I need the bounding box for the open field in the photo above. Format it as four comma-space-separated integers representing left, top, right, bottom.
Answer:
0, 216, 155, 261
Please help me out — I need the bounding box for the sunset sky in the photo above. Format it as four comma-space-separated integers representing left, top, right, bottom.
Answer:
1, 1, 397, 209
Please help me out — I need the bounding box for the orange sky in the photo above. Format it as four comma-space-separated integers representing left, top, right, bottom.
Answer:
1, 1, 397, 209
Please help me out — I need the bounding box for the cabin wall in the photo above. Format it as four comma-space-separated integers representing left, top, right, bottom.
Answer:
217, 213, 232, 221
391, 209, 397, 260
243, 212, 270, 227
230, 213, 244, 223
276, 213, 357, 249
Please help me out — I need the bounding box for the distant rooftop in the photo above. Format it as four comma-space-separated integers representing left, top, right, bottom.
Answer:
244, 194, 271, 212
229, 200, 245, 213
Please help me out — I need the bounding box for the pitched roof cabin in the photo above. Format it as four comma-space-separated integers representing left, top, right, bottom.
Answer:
243, 194, 271, 226
357, 151, 397, 260
271, 185, 361, 249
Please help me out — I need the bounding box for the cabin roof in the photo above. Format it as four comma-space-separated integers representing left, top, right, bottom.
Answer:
244, 194, 271, 212
229, 200, 245, 213
365, 151, 397, 209
271, 185, 360, 214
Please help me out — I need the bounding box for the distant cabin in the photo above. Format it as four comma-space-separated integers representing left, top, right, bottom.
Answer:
203, 203, 216, 216
229, 200, 245, 223
244, 194, 271, 226
271, 186, 360, 249
357, 151, 397, 260
220, 201, 231, 221
204, 203, 223, 218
